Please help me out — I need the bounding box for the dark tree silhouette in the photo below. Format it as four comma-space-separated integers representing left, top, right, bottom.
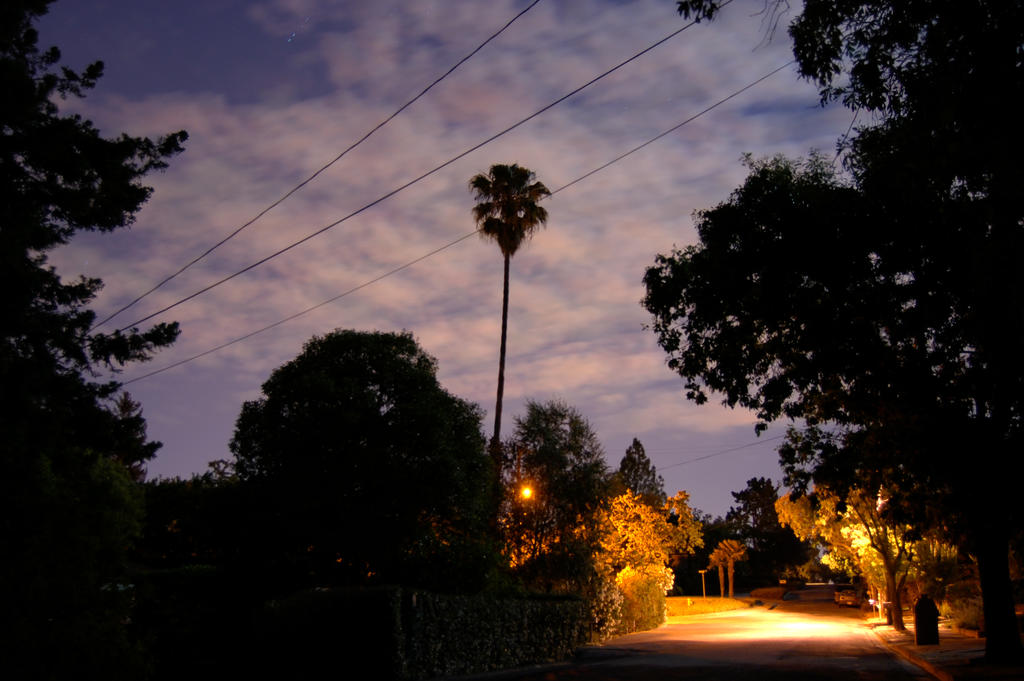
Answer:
669, 3, 1022, 653
726, 477, 810, 586
1, 2, 186, 677
469, 163, 550, 456
229, 329, 495, 592
613, 437, 666, 507
644, 150, 1022, 659
110, 392, 161, 482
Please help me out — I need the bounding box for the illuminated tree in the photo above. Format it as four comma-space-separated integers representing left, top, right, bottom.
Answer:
708, 539, 747, 598
499, 399, 610, 592
776, 486, 917, 630
600, 490, 702, 575
598, 489, 702, 633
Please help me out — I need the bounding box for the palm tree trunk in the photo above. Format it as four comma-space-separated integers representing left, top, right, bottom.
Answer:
717, 565, 725, 598
491, 253, 511, 459
728, 561, 735, 598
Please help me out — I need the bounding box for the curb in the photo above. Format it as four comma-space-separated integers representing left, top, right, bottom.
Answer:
872, 629, 954, 681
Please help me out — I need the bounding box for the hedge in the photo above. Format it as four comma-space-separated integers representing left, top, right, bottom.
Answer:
252, 586, 588, 679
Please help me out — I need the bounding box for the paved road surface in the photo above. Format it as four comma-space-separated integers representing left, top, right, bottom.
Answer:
475, 600, 929, 680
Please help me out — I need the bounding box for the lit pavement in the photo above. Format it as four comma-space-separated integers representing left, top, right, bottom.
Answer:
461, 600, 928, 680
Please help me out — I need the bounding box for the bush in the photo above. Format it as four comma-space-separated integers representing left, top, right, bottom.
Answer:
940, 597, 985, 632
614, 566, 674, 635
582, 565, 623, 641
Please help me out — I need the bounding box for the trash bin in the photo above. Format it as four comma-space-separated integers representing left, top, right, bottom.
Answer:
914, 595, 940, 645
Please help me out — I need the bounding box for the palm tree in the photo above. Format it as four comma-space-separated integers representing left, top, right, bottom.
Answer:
469, 163, 550, 459
709, 539, 748, 598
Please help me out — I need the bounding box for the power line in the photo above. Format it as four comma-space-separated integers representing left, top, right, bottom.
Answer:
91, 0, 545, 330
549, 60, 794, 198
113, 6, 729, 334
658, 434, 787, 470
123, 58, 791, 386
124, 231, 478, 384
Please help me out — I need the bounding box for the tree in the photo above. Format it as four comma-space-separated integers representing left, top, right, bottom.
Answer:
670, 0, 1023, 659
228, 329, 495, 592
501, 399, 610, 592
109, 392, 161, 482
612, 437, 666, 507
643, 150, 1022, 657
726, 477, 811, 586
597, 490, 702, 634
469, 163, 550, 455
600, 490, 702, 575
1, 2, 186, 677
776, 485, 917, 630
708, 539, 747, 598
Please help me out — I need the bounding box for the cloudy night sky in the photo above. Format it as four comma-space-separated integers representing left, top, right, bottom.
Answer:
40, 0, 852, 518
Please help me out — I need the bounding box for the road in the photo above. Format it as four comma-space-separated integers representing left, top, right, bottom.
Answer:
475, 596, 929, 681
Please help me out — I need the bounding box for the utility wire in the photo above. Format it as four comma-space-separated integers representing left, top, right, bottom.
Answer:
550, 60, 794, 198
114, 4, 731, 334
91, 0, 544, 331
123, 231, 478, 384
658, 434, 787, 469
123, 58, 790, 386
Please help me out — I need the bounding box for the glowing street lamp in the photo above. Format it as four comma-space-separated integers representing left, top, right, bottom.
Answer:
520, 486, 533, 500
698, 569, 708, 599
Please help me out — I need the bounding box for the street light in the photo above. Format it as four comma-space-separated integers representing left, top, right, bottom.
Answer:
520, 485, 533, 500
698, 569, 707, 599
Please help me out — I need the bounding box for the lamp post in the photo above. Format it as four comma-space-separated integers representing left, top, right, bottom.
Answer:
698, 569, 707, 599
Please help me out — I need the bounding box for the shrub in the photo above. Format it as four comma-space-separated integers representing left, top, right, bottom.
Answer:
614, 566, 674, 634
583, 565, 623, 641
940, 597, 985, 632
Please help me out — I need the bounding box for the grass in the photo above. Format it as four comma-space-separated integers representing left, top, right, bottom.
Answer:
666, 596, 751, 617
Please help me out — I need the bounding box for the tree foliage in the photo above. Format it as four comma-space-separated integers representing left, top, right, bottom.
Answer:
1, 2, 186, 677
469, 163, 550, 449
228, 329, 495, 592
708, 539, 747, 599
612, 437, 666, 507
726, 477, 811, 585
600, 490, 702, 576
644, 145, 1022, 656
500, 399, 610, 593
776, 486, 917, 629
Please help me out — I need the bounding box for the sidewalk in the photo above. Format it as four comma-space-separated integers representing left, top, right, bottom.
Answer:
867, 617, 1024, 681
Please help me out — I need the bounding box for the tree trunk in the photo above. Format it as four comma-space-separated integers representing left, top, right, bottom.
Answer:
975, 522, 1023, 662
885, 569, 905, 631
727, 561, 735, 598
717, 565, 725, 598
491, 253, 511, 458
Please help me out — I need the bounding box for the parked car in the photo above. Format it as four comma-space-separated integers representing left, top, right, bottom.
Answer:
834, 585, 862, 607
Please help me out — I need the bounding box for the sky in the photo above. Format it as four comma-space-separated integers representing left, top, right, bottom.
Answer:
40, 0, 851, 519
